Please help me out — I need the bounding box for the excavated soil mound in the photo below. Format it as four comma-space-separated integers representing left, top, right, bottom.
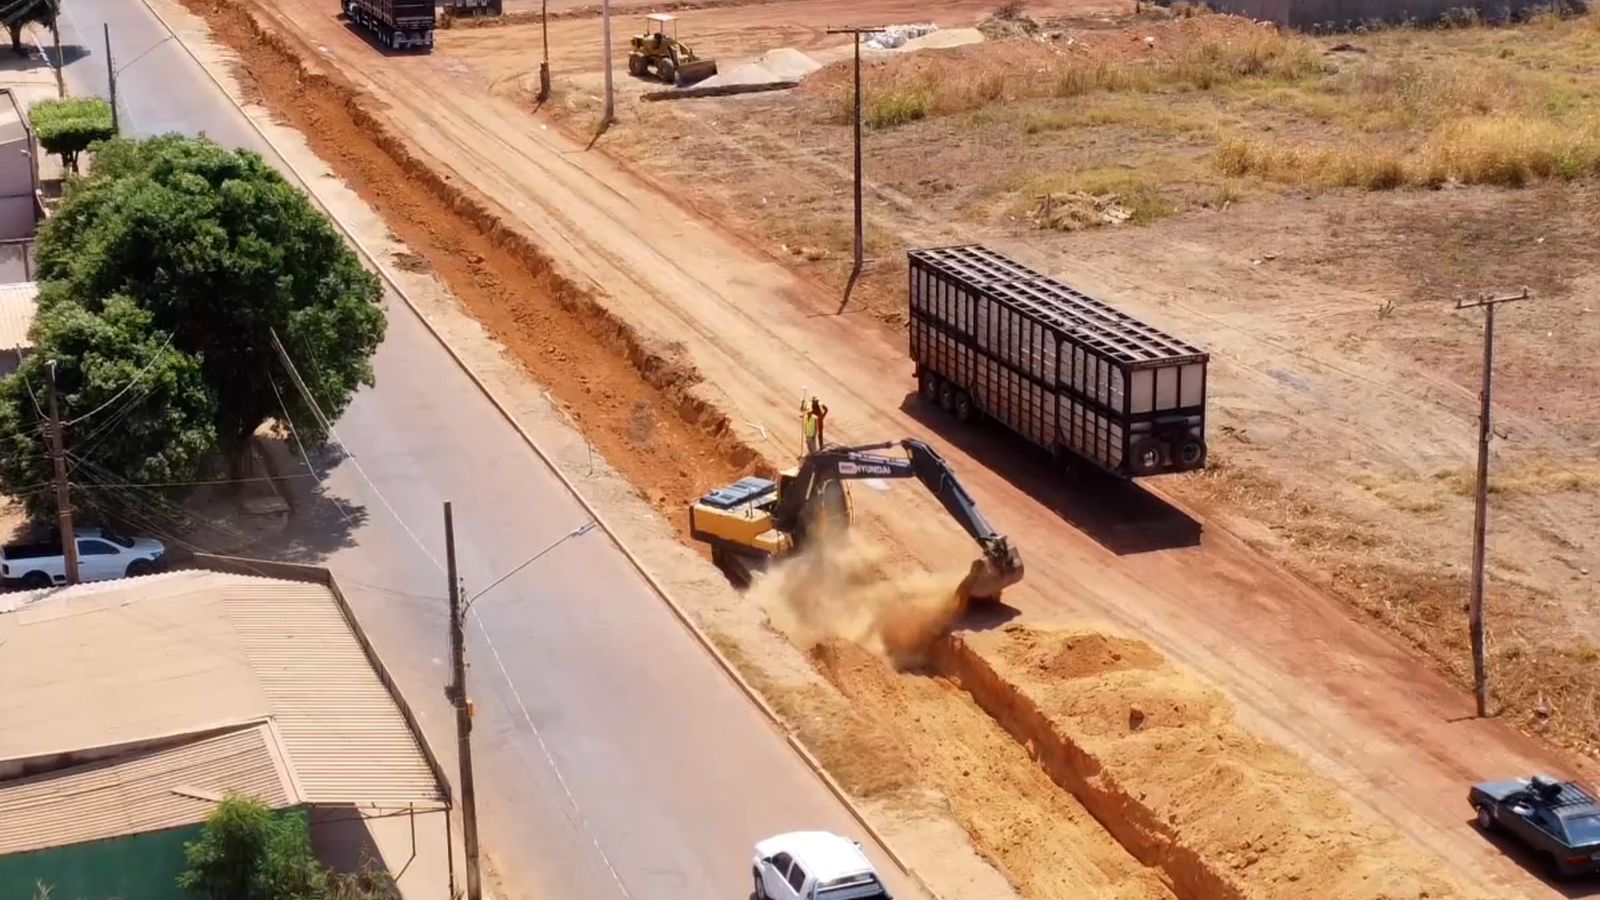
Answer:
946, 625, 1489, 900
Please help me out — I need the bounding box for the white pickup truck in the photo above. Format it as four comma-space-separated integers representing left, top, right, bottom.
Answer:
753, 832, 892, 900
1, 528, 167, 589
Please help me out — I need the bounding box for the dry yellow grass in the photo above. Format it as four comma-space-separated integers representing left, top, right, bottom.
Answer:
835, 25, 1323, 128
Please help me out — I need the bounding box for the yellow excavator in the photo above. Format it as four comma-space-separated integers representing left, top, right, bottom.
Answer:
627, 14, 719, 87
689, 438, 1025, 608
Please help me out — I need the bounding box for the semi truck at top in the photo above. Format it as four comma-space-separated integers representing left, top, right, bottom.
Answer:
908, 245, 1209, 479
341, 0, 437, 51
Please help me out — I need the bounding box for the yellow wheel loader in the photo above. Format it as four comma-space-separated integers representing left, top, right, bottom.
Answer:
627, 13, 719, 87
689, 439, 1025, 609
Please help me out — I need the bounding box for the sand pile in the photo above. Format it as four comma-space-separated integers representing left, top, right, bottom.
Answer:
944, 625, 1489, 900
693, 47, 821, 90
750, 528, 968, 666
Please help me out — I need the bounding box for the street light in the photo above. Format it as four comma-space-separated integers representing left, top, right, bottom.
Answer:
105, 25, 175, 134
443, 506, 596, 900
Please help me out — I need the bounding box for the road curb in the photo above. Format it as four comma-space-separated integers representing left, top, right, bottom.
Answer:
140, 2, 943, 895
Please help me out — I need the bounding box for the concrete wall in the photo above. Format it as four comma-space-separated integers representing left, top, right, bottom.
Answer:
1202, 0, 1551, 28
310, 804, 453, 900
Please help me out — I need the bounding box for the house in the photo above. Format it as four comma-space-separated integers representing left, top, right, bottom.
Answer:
0, 564, 454, 900
0, 280, 35, 376
0, 89, 38, 282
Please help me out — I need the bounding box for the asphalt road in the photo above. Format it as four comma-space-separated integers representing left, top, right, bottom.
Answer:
51, 5, 926, 898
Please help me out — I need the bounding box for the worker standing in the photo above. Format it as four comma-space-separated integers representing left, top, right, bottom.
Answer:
803, 397, 829, 453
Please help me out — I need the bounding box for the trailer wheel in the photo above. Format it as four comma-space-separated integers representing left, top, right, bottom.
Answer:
938, 381, 957, 412
1129, 439, 1163, 476
1176, 438, 1206, 469
919, 371, 942, 405
953, 390, 975, 423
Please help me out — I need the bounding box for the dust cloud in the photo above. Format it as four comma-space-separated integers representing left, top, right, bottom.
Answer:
752, 529, 970, 667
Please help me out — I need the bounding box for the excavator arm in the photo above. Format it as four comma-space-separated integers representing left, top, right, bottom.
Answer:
773, 440, 1025, 602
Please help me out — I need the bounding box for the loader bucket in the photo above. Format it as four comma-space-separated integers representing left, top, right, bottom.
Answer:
676, 58, 718, 86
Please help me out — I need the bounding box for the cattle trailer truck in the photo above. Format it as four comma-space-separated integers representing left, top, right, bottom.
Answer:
342, 0, 435, 51
908, 244, 1208, 478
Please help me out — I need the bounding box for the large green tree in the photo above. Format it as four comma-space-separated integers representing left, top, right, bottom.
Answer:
0, 297, 216, 520
32, 135, 383, 470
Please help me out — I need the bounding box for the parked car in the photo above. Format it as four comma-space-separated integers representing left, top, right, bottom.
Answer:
1, 527, 166, 589
1470, 774, 1600, 876
752, 831, 891, 900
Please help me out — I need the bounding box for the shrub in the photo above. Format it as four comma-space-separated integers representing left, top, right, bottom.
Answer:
29, 97, 114, 172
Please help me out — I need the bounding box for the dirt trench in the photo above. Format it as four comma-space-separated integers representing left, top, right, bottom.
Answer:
935, 627, 1487, 900
184, 0, 765, 544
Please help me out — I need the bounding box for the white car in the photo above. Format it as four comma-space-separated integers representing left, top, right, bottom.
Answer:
752, 831, 892, 900
1, 527, 167, 588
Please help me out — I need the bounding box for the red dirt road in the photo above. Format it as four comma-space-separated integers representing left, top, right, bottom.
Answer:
243, 2, 1588, 896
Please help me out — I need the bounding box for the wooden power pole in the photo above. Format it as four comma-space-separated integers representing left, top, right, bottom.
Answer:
45, 361, 79, 585
1454, 288, 1530, 718
444, 502, 482, 900
825, 26, 884, 314
600, 0, 614, 126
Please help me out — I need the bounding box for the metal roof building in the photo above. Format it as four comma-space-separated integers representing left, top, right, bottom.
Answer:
0, 568, 452, 900
0, 279, 33, 377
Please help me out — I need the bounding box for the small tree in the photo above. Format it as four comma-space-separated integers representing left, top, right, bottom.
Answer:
29, 97, 114, 172
3, 0, 56, 58
179, 795, 327, 900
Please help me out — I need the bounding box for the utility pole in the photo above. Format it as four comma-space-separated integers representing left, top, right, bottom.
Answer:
600, 0, 614, 126
538, 0, 551, 101
104, 24, 118, 134
45, 361, 79, 585
51, 19, 63, 97
444, 502, 482, 900
825, 27, 884, 314
1454, 288, 1530, 718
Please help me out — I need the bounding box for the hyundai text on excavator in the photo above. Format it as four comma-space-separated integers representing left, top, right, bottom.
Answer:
689, 438, 1024, 608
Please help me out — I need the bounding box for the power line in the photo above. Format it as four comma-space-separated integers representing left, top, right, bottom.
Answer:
268, 328, 441, 571
65, 333, 174, 426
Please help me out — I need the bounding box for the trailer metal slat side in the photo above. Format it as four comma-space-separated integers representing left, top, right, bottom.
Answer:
907, 245, 1208, 479
341, 0, 436, 51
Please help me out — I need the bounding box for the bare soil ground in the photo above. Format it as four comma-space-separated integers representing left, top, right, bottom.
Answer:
531, 6, 1600, 760
184, 0, 1595, 897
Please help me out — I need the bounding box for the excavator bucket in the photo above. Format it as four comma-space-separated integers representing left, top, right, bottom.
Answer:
955, 540, 1025, 609
675, 57, 718, 87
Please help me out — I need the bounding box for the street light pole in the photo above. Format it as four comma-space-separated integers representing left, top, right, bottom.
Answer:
1453, 287, 1530, 718
444, 502, 482, 900
104, 24, 117, 134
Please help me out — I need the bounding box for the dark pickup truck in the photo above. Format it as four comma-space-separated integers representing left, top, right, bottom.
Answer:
1470, 774, 1600, 876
